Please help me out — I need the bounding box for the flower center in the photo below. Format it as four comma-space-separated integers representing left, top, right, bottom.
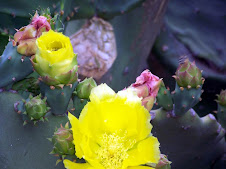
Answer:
47, 41, 63, 51
96, 133, 130, 169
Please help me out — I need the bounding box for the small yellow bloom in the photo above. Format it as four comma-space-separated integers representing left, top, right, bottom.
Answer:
31, 30, 78, 86
64, 84, 160, 169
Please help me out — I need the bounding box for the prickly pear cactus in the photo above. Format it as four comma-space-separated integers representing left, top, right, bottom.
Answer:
0, 42, 33, 88
0, 33, 9, 54
49, 122, 76, 164
0, 92, 68, 169
0, 0, 174, 168
152, 59, 225, 169
14, 94, 49, 125
153, 0, 226, 81
216, 90, 226, 129
151, 108, 225, 169
156, 82, 173, 111
0, 0, 146, 34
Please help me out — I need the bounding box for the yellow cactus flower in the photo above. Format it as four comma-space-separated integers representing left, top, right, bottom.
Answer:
64, 84, 160, 169
31, 30, 78, 86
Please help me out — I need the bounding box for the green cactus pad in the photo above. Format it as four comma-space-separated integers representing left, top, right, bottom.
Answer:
151, 108, 225, 169
72, 95, 88, 118
217, 104, 226, 129
0, 42, 33, 88
156, 82, 173, 111
94, 0, 146, 20
0, 33, 9, 55
12, 77, 40, 95
0, 0, 59, 33
212, 154, 226, 169
63, 0, 146, 21
0, 91, 68, 169
173, 83, 203, 116
153, 0, 226, 81
0, 0, 146, 33
39, 82, 77, 115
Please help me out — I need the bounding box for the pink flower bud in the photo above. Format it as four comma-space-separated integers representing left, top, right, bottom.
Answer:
133, 70, 161, 98
13, 12, 51, 56
19, 25, 37, 40
31, 15, 51, 37
142, 96, 155, 112
131, 70, 162, 111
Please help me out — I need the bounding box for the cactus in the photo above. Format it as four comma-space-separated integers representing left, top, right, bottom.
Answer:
151, 108, 225, 169
75, 78, 97, 99
0, 1, 171, 169
14, 94, 49, 125
0, 91, 68, 169
39, 82, 77, 115
49, 122, 75, 157
12, 76, 40, 96
156, 82, 173, 111
0, 0, 146, 34
0, 33, 9, 55
13, 11, 51, 56
171, 59, 205, 116
0, 42, 33, 88
150, 59, 225, 169
216, 90, 226, 129
152, 0, 226, 81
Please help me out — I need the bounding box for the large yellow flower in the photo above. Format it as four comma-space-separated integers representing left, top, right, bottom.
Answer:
31, 30, 78, 86
64, 84, 160, 169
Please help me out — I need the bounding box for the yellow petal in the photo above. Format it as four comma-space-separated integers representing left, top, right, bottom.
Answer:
117, 88, 142, 104
63, 160, 94, 169
79, 85, 152, 145
79, 97, 151, 144
123, 136, 160, 168
89, 83, 115, 102
68, 112, 84, 158
36, 30, 74, 65
127, 166, 155, 169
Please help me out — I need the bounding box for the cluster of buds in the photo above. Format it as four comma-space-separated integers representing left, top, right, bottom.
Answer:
13, 11, 51, 56
173, 59, 204, 88
130, 70, 162, 111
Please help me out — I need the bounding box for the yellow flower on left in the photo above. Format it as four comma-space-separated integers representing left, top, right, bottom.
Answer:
31, 30, 78, 86
64, 84, 160, 169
